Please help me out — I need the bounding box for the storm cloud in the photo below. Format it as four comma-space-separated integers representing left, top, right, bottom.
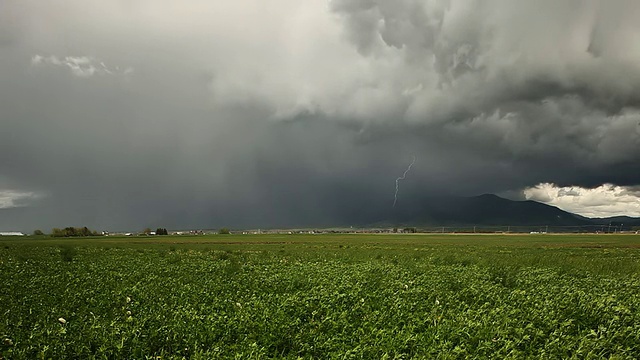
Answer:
2, 0, 640, 231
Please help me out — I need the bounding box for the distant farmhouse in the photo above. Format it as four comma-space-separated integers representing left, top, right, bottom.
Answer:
0, 231, 26, 236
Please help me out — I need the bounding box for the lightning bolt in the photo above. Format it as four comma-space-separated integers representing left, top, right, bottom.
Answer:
393, 156, 416, 208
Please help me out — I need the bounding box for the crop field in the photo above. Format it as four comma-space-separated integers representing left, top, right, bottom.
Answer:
2, 233, 640, 359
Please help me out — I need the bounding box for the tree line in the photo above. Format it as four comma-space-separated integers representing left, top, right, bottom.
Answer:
50, 227, 100, 237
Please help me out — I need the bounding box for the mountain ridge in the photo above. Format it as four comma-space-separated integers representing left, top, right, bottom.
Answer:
373, 193, 639, 229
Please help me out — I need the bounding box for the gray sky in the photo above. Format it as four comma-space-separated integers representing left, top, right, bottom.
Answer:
2, 0, 640, 231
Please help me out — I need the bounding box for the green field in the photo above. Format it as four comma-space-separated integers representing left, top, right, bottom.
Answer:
2, 234, 640, 359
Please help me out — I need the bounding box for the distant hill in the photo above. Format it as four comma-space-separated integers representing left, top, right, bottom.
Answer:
363, 194, 640, 232
381, 194, 589, 226
590, 216, 640, 227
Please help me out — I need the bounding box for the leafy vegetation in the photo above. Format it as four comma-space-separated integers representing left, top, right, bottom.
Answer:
58, 245, 77, 262
1, 234, 639, 358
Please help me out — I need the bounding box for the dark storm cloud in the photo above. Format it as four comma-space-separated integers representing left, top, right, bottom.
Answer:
329, 0, 640, 180
2, 0, 640, 231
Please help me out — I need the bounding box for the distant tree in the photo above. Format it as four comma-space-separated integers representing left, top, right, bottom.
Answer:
33, 229, 45, 236
51, 226, 101, 237
80, 227, 92, 237
142, 228, 152, 235
156, 228, 168, 235
219, 228, 231, 235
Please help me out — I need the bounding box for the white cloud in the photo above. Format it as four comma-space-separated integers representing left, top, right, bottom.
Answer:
0, 190, 42, 209
524, 183, 640, 218
30, 54, 133, 78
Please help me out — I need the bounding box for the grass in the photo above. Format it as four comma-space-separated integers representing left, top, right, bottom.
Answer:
1, 233, 639, 358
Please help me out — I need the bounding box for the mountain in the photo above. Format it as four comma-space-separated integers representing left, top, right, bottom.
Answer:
376, 194, 597, 228
590, 216, 640, 227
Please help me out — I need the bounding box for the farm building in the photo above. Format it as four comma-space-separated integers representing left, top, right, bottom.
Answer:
0, 231, 26, 236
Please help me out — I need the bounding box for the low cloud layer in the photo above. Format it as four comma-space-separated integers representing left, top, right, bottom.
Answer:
0, 190, 42, 210
1, 1, 640, 231
31, 55, 133, 78
525, 183, 640, 218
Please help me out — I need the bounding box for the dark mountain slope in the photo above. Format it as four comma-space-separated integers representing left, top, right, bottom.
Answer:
383, 194, 593, 226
